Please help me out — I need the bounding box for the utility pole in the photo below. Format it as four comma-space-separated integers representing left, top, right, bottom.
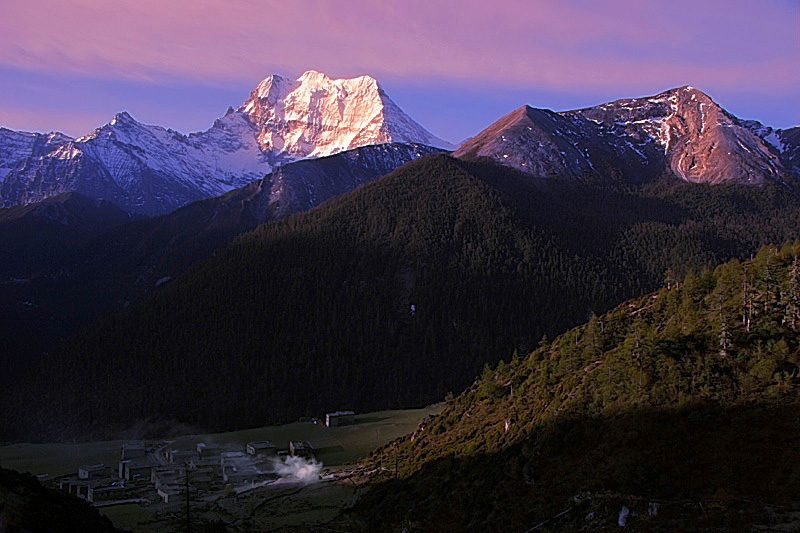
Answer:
184, 463, 191, 533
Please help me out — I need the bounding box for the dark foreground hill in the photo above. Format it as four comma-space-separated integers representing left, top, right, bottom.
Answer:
0, 468, 118, 532
350, 244, 800, 531
3, 154, 800, 441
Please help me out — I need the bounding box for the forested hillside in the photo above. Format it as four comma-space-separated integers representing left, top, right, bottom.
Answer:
3, 154, 800, 441
0, 193, 136, 370
352, 243, 800, 531
0, 192, 134, 279
0, 144, 439, 375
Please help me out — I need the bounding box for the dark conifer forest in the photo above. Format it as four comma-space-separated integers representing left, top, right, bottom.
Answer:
2, 154, 800, 440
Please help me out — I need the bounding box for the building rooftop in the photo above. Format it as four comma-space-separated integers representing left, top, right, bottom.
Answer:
122, 457, 159, 467
247, 441, 276, 449
221, 451, 246, 459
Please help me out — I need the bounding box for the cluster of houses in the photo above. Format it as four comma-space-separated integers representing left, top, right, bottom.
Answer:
42, 410, 356, 507
50, 437, 316, 505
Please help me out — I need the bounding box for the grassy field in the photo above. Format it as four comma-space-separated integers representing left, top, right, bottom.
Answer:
98, 503, 157, 531
0, 439, 124, 478
0, 405, 442, 478
2, 405, 442, 531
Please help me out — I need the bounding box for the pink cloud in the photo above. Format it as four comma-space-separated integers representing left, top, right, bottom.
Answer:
1, 0, 798, 93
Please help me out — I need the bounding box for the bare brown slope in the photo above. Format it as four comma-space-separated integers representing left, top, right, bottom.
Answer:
458, 86, 796, 187
659, 87, 782, 185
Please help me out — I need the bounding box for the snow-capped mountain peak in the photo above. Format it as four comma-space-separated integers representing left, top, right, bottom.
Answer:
109, 111, 135, 125
238, 71, 452, 158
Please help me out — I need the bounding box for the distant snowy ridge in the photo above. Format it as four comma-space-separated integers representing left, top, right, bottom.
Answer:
0, 71, 452, 215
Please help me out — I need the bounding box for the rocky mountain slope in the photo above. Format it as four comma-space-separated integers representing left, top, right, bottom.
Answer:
217, 141, 443, 222
0, 71, 451, 215
456, 86, 798, 187
351, 244, 800, 531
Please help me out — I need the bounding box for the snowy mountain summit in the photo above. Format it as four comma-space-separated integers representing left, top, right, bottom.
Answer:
0, 71, 451, 215
241, 70, 452, 158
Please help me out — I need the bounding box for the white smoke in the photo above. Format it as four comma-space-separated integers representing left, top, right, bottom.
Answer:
271, 455, 323, 482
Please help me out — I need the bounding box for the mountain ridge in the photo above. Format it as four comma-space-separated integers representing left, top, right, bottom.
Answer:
0, 71, 451, 214
456, 86, 798, 187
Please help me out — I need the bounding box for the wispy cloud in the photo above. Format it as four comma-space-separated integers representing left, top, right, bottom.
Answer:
1, 0, 797, 138
2, 0, 797, 93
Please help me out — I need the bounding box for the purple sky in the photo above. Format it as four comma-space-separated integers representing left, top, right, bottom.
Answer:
1, 0, 798, 144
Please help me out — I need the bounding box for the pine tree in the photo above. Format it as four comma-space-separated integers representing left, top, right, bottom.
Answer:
538, 334, 549, 349
664, 268, 677, 290
718, 317, 732, 358
782, 255, 800, 330
717, 293, 732, 358
763, 247, 782, 317
742, 263, 753, 332
584, 313, 603, 357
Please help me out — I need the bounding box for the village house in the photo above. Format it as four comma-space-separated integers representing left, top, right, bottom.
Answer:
188, 456, 222, 477
325, 410, 355, 427
246, 441, 277, 457
188, 466, 216, 491
157, 484, 183, 504
119, 457, 159, 481
289, 441, 315, 459
196, 443, 224, 458
220, 451, 246, 465
222, 463, 275, 486
120, 442, 146, 461
78, 463, 108, 480
87, 484, 138, 503
164, 449, 198, 464
152, 466, 185, 491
